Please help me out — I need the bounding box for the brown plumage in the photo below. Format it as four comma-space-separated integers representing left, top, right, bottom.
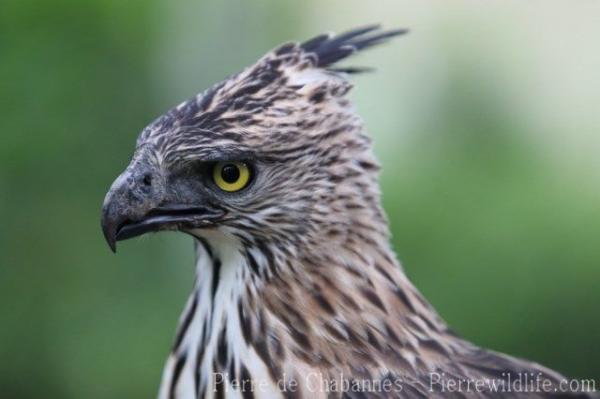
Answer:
101, 26, 596, 398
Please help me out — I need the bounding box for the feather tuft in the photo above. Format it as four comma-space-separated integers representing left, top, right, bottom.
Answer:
301, 25, 408, 72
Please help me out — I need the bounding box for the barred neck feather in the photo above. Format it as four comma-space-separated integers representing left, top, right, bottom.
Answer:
159, 226, 442, 398
160, 229, 572, 399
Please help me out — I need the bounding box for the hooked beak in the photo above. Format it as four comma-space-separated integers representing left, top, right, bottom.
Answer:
100, 163, 225, 253
101, 204, 225, 253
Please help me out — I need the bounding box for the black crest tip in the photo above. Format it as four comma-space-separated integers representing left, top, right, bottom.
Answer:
301, 25, 409, 70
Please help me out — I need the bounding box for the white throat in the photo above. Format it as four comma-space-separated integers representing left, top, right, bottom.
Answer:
158, 229, 275, 399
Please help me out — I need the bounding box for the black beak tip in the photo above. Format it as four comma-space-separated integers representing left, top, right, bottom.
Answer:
107, 238, 117, 254
101, 215, 118, 253
103, 227, 118, 253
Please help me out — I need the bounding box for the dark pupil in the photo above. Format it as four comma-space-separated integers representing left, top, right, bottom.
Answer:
221, 164, 240, 184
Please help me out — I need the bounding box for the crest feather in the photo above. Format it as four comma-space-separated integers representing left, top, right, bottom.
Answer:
300, 25, 408, 73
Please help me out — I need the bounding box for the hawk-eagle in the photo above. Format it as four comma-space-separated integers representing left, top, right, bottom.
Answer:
101, 26, 595, 398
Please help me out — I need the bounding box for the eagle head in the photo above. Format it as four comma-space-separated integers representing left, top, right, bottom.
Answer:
101, 26, 406, 256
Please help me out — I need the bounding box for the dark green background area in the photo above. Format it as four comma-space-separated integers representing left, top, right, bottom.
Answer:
1, 1, 598, 397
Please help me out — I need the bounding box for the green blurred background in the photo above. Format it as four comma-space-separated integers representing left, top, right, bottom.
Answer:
1, 1, 598, 397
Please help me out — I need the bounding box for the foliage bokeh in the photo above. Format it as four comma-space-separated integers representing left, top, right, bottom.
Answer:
1, 1, 598, 397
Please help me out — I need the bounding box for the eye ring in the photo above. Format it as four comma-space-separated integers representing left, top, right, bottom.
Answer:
212, 161, 251, 192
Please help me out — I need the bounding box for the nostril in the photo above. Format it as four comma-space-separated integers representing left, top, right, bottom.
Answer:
142, 174, 152, 186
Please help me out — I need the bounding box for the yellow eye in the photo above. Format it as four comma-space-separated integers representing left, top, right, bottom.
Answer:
212, 161, 251, 192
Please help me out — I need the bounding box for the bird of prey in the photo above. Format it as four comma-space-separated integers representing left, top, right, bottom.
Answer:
101, 26, 595, 398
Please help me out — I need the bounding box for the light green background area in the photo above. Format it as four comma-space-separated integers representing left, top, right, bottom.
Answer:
1, 1, 598, 397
